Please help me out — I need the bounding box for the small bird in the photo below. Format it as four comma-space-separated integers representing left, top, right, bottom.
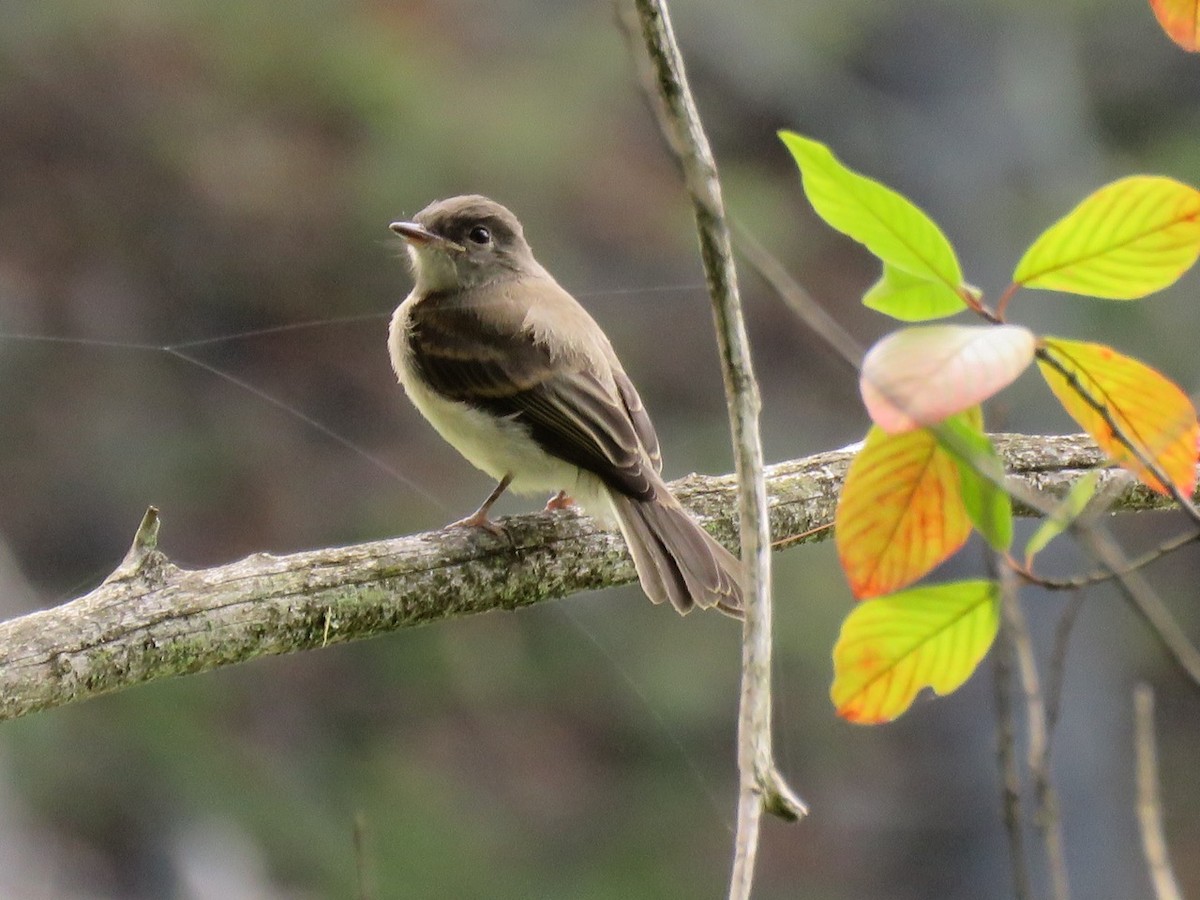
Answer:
388, 195, 742, 616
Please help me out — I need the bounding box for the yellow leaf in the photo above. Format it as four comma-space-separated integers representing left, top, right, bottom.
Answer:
832, 580, 1000, 724
1038, 338, 1199, 495
1150, 0, 1200, 51
836, 424, 972, 598
1014, 176, 1200, 299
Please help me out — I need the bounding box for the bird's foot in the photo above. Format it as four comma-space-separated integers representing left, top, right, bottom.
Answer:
544, 490, 575, 512
448, 508, 508, 539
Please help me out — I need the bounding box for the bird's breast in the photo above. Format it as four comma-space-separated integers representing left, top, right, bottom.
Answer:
388, 297, 581, 495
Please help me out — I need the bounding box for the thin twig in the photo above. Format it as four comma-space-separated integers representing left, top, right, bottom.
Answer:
732, 224, 865, 371
1019, 529, 1200, 591
1068, 523, 1200, 689
1001, 569, 1071, 900
991, 590, 1034, 900
1043, 592, 1084, 755
1133, 684, 1183, 900
353, 812, 374, 900
623, 0, 806, 895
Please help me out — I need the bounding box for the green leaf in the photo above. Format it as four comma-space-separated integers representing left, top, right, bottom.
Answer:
832, 579, 1000, 723
1013, 176, 1200, 300
939, 414, 1013, 551
1023, 471, 1101, 564
780, 131, 963, 289
863, 264, 969, 321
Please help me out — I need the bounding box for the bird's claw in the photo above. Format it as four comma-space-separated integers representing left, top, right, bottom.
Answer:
448, 510, 508, 539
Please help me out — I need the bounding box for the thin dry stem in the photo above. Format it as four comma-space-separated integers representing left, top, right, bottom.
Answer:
1133, 683, 1183, 900
991, 609, 1034, 900
1000, 572, 1071, 900
624, 0, 806, 895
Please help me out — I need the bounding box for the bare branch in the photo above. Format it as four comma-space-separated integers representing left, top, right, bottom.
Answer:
1000, 568, 1072, 900
1044, 592, 1084, 754
1133, 683, 1183, 900
0, 433, 1192, 727
991, 590, 1034, 900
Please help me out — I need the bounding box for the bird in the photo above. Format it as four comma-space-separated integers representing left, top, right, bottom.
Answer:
387, 195, 742, 617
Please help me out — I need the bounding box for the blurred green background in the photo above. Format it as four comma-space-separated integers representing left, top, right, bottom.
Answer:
1, 0, 1199, 897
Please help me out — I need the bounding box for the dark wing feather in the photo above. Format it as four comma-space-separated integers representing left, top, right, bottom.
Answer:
408, 295, 658, 500
614, 369, 661, 475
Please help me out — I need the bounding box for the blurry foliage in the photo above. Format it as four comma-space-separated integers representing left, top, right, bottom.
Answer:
0, 0, 1199, 897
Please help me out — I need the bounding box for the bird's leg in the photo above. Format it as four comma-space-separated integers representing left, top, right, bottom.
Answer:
449, 474, 513, 537
544, 490, 574, 511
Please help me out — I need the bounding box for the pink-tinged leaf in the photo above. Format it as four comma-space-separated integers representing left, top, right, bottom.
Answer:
836, 423, 972, 599
1150, 0, 1200, 51
1014, 176, 1200, 299
861, 325, 1036, 433
832, 580, 1000, 724
1038, 338, 1199, 496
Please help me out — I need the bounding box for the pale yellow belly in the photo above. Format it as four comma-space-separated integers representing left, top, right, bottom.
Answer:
388, 301, 606, 507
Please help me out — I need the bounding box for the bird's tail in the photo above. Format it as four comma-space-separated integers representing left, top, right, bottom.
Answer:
607, 489, 743, 618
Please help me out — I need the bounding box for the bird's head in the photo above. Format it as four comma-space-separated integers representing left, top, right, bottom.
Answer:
390, 195, 541, 294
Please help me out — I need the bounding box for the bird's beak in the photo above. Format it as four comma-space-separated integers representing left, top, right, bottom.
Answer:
389, 221, 464, 252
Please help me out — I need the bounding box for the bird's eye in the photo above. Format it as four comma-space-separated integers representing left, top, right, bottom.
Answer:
467, 225, 492, 245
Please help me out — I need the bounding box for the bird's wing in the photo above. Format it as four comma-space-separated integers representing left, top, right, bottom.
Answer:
613, 368, 662, 475
407, 294, 660, 500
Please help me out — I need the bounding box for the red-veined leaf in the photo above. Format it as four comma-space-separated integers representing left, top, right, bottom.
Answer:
836, 422, 972, 599
860, 324, 1035, 433
1014, 176, 1200, 299
832, 580, 1000, 724
1150, 0, 1200, 51
1038, 338, 1199, 495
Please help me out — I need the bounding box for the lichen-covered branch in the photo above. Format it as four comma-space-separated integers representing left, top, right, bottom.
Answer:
0, 433, 1182, 726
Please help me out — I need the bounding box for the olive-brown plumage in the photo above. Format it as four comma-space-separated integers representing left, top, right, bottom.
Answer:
388, 195, 742, 616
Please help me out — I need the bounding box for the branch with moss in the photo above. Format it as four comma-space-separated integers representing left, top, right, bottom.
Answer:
0, 433, 1186, 725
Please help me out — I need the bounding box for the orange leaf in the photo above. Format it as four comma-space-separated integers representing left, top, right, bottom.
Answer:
1150, 0, 1200, 51
832, 580, 1000, 724
836, 423, 972, 599
1038, 338, 1199, 495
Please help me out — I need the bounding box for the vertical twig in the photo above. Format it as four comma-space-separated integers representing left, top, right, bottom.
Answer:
1043, 592, 1084, 753
621, 0, 806, 894
354, 811, 374, 900
1001, 569, 1072, 900
992, 592, 1034, 900
1133, 684, 1183, 900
